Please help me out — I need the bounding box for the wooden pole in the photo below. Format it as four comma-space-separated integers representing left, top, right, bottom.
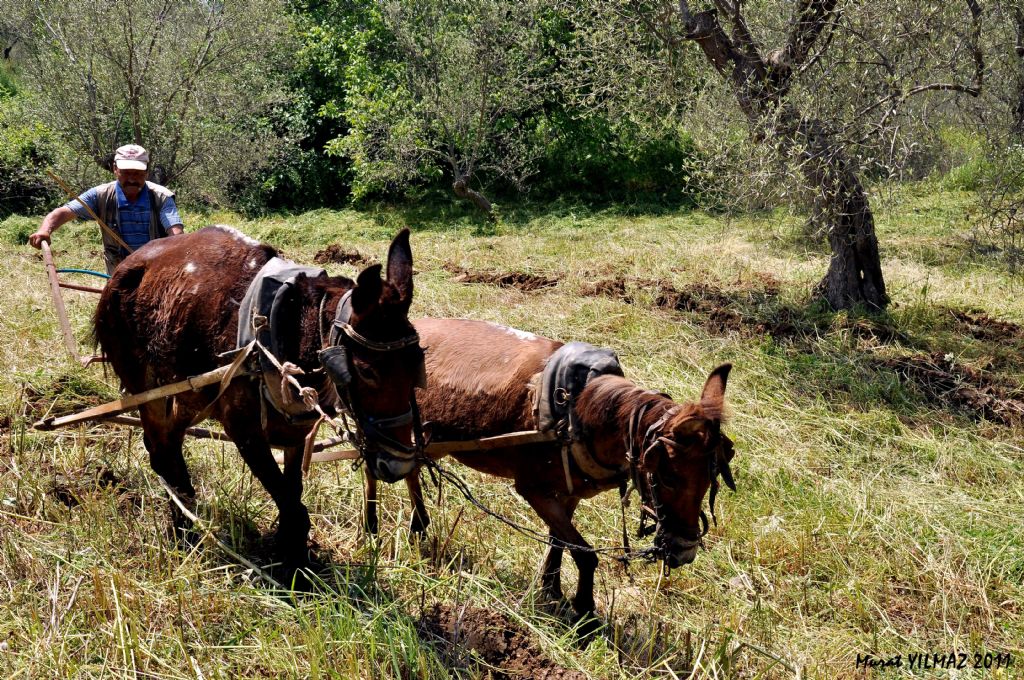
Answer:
59, 281, 105, 294
40, 241, 80, 363
106, 415, 358, 457
34, 363, 234, 430
273, 430, 557, 466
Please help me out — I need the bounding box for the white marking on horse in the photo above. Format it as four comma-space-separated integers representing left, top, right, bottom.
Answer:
487, 322, 539, 342
210, 224, 260, 247
183, 262, 197, 274
247, 258, 258, 269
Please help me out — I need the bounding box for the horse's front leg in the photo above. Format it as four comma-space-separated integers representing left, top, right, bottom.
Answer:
520, 491, 596, 617
224, 420, 310, 569
405, 470, 430, 538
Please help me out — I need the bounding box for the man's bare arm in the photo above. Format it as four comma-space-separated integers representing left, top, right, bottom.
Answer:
28, 207, 78, 248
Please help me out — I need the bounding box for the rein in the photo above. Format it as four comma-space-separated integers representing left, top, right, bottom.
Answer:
416, 454, 663, 562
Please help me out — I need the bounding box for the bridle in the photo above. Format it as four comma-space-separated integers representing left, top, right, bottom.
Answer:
317, 289, 426, 469
623, 400, 736, 562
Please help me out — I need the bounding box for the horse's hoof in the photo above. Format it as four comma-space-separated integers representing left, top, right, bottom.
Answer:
286, 566, 317, 593
572, 611, 604, 644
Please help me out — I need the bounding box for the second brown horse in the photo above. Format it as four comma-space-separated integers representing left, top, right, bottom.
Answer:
369, 318, 736, 619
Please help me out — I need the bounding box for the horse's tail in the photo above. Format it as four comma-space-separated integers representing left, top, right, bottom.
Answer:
93, 261, 146, 382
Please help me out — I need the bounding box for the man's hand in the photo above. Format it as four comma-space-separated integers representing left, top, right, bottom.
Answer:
28, 229, 51, 249
29, 207, 77, 249
168, 225, 184, 236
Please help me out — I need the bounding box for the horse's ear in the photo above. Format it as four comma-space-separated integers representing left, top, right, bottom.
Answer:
386, 228, 413, 305
701, 363, 731, 417
352, 263, 383, 313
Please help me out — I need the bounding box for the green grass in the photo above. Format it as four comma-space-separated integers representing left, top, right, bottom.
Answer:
2, 186, 1023, 678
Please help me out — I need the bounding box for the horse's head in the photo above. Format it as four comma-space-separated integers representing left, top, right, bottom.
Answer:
638, 364, 735, 568
319, 229, 425, 483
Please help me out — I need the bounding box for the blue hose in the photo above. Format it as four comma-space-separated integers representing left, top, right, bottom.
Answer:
56, 268, 111, 279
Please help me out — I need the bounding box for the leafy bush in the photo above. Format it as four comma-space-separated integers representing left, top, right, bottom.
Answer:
532, 114, 707, 204
0, 214, 37, 245
0, 98, 59, 219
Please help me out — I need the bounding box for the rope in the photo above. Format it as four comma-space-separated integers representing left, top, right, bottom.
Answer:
55, 268, 111, 279
418, 456, 662, 563
251, 336, 364, 474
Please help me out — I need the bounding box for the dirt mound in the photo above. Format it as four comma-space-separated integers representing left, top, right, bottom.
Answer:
313, 245, 375, 267
24, 375, 114, 420
419, 604, 586, 679
582, 275, 797, 338
445, 264, 559, 292
948, 308, 1024, 342
579, 277, 628, 299
876, 352, 1024, 426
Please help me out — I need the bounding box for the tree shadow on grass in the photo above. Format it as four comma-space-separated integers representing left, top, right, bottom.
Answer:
578, 271, 1024, 425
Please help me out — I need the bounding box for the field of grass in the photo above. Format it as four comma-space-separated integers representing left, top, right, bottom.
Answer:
1, 185, 1022, 678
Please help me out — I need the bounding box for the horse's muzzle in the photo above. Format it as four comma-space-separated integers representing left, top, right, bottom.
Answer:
369, 453, 417, 483
665, 537, 700, 568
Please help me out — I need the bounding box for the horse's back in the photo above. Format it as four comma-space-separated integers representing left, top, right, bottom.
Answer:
414, 318, 561, 437
95, 226, 276, 391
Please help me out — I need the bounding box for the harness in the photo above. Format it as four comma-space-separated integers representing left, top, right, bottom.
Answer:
318, 289, 426, 473
535, 342, 627, 494
237, 258, 333, 423
231, 259, 425, 474
622, 400, 737, 561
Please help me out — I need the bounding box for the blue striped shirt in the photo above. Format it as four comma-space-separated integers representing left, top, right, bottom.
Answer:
66, 182, 182, 255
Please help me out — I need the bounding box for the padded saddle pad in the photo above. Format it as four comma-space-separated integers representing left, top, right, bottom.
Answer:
536, 341, 623, 437
236, 257, 326, 371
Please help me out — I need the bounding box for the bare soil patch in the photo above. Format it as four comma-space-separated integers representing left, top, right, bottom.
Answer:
444, 264, 559, 292
948, 308, 1024, 343
875, 352, 1024, 426
23, 375, 112, 420
582, 275, 799, 338
313, 245, 375, 267
419, 604, 586, 679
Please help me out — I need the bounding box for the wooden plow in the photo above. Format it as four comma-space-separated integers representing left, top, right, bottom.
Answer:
31, 361, 555, 463
40, 241, 108, 366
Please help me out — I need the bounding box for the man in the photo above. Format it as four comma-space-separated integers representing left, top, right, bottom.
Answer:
28, 144, 184, 274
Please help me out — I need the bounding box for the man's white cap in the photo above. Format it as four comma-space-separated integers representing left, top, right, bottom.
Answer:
114, 144, 149, 171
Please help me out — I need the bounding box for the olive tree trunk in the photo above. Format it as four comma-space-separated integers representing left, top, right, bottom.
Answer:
794, 118, 887, 309
452, 174, 493, 216
676, 0, 888, 310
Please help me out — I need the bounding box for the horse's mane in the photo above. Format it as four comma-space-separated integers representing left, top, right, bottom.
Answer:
575, 374, 700, 433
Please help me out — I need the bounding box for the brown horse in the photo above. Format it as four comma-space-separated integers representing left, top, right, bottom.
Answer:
390, 318, 735, 619
94, 225, 425, 567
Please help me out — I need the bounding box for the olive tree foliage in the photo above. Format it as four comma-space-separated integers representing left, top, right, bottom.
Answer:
964, 2, 1024, 272
7, 0, 293, 202
569, 0, 987, 309
335, 0, 546, 214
